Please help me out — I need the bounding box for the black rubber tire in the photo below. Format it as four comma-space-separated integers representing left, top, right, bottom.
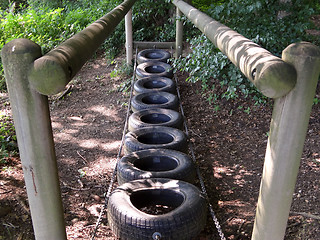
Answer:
128, 108, 183, 132
117, 149, 196, 185
136, 61, 173, 80
131, 92, 179, 113
133, 76, 176, 95
124, 126, 188, 154
137, 49, 171, 64
107, 178, 207, 240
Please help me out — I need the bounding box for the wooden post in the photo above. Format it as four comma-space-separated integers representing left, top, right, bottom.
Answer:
175, 7, 183, 58
125, 9, 133, 65
1, 39, 67, 240
252, 42, 320, 240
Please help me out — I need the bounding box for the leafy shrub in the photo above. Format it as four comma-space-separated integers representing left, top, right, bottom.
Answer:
0, 115, 17, 160
173, 35, 262, 103
0, 0, 27, 11
192, 0, 225, 11
27, 0, 63, 9
0, 1, 10, 10
132, 0, 175, 42
0, 0, 178, 90
0, 0, 122, 90
174, 0, 319, 104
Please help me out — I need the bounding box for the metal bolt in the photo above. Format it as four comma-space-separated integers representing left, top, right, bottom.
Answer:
152, 232, 162, 240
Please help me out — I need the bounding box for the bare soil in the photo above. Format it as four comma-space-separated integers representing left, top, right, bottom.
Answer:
0, 52, 319, 240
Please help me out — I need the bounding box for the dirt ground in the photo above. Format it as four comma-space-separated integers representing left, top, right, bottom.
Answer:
0, 51, 319, 240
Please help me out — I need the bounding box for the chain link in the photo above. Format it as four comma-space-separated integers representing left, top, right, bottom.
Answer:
91, 50, 226, 240
174, 74, 226, 240
90, 48, 138, 240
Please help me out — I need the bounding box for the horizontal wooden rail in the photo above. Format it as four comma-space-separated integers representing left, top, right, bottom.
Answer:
133, 41, 176, 49
28, 0, 136, 95
173, 0, 297, 98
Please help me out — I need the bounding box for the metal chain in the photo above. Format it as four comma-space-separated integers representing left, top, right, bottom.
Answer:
174, 74, 227, 240
90, 48, 138, 240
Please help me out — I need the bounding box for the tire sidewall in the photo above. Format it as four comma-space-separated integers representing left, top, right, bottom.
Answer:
133, 76, 176, 95
124, 126, 187, 154
136, 61, 173, 79
137, 49, 171, 64
128, 108, 183, 132
117, 149, 195, 184
131, 92, 179, 112
108, 178, 207, 240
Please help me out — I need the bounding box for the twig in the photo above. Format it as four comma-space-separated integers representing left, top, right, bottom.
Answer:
55, 85, 72, 100
77, 151, 88, 164
16, 196, 30, 213
61, 180, 90, 191
221, 216, 235, 226
290, 211, 320, 220
0, 190, 12, 194
237, 221, 245, 233
286, 221, 302, 235
78, 179, 84, 188
0, 97, 9, 105
81, 224, 96, 230
189, 129, 202, 138
2, 222, 18, 228
287, 221, 302, 229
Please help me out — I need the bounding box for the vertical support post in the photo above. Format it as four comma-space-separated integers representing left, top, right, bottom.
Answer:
1, 39, 67, 240
175, 7, 183, 58
125, 9, 133, 65
252, 42, 320, 240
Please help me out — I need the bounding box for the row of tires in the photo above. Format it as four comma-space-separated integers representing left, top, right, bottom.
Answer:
107, 49, 207, 240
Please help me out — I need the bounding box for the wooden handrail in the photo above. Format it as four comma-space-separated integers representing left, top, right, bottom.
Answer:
28, 0, 136, 95
173, 0, 297, 98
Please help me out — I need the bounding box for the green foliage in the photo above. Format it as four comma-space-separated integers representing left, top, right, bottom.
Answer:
0, 114, 18, 160
173, 34, 263, 104
208, 0, 318, 55
0, 1, 11, 10
110, 60, 132, 78
27, 0, 63, 9
132, 0, 175, 42
0, 1, 27, 11
0, 7, 67, 52
110, 59, 133, 92
0, 0, 176, 90
0, 0, 122, 90
1, 0, 319, 99
174, 0, 319, 105
192, 0, 225, 11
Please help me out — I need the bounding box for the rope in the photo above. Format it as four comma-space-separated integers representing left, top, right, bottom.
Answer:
90, 48, 138, 240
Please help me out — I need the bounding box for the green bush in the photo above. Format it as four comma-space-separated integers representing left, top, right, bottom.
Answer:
0, 1, 27, 11
0, 115, 17, 160
0, 0, 177, 90
27, 0, 63, 9
174, 0, 319, 104
0, 7, 71, 90
0, 0, 123, 90
132, 0, 175, 42
0, 1, 10, 10
192, 0, 225, 11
